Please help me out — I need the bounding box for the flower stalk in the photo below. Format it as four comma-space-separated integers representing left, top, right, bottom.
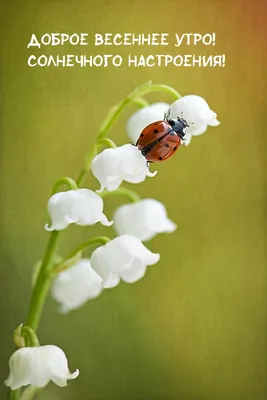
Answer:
8, 389, 21, 400
23, 84, 151, 335
52, 236, 111, 275
148, 84, 181, 100
20, 387, 38, 400
26, 231, 60, 331
21, 326, 40, 348
7, 82, 198, 400
100, 187, 140, 203
18, 81, 180, 337
51, 177, 78, 195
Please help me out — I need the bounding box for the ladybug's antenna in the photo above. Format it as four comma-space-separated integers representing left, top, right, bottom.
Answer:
164, 109, 171, 121
178, 111, 194, 127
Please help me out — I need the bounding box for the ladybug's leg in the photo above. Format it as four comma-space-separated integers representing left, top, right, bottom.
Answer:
130, 142, 137, 147
177, 131, 186, 140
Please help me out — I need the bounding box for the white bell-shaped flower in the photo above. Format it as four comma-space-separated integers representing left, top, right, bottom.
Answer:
45, 188, 112, 231
169, 95, 220, 145
91, 144, 156, 193
5, 345, 79, 390
90, 235, 160, 288
126, 102, 169, 143
51, 259, 103, 313
113, 199, 177, 241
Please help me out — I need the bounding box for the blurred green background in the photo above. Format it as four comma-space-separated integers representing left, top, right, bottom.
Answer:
1, 0, 266, 399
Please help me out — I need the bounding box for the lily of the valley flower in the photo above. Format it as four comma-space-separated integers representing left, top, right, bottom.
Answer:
45, 188, 112, 231
51, 259, 103, 313
5, 345, 79, 390
90, 235, 160, 288
113, 199, 177, 241
169, 95, 220, 145
126, 102, 169, 143
91, 144, 156, 192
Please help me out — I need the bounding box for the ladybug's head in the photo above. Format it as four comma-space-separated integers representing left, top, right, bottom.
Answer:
177, 117, 189, 129
168, 117, 189, 138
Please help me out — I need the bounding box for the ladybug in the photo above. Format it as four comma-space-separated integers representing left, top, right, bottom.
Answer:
136, 111, 189, 162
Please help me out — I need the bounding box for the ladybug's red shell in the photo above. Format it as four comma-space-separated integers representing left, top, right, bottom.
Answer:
136, 121, 171, 149
145, 132, 181, 162
136, 120, 181, 163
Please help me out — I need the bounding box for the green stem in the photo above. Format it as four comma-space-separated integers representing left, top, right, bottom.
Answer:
65, 236, 110, 259
26, 231, 60, 331
96, 138, 117, 149
20, 387, 38, 400
100, 187, 140, 203
7, 389, 21, 400
52, 236, 110, 275
149, 84, 182, 100
131, 97, 149, 108
21, 326, 40, 348
76, 143, 98, 187
9, 81, 181, 400
96, 81, 154, 140
97, 96, 132, 139
76, 170, 88, 188
21, 331, 31, 348
51, 177, 78, 195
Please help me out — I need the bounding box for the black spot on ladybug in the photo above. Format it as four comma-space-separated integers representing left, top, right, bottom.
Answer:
165, 144, 169, 148
154, 129, 158, 134
174, 146, 177, 151
140, 133, 144, 137
159, 156, 163, 160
